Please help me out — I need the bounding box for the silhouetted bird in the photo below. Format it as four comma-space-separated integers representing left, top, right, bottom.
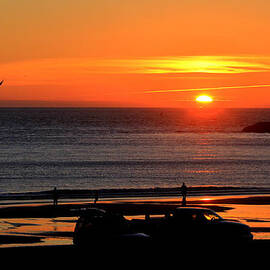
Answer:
0, 80, 3, 86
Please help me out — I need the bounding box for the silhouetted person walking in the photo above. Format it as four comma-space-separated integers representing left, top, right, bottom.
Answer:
180, 182, 187, 206
53, 187, 58, 207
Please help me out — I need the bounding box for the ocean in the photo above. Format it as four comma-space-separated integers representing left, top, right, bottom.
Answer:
0, 108, 270, 198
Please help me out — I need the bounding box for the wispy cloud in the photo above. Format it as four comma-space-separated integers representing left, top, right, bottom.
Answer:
97, 56, 270, 74
1, 55, 270, 86
144, 84, 270, 93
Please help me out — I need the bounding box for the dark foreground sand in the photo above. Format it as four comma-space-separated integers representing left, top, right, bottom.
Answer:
1, 240, 270, 266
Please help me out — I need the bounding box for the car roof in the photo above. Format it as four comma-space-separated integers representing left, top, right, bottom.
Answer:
174, 207, 214, 213
79, 208, 107, 217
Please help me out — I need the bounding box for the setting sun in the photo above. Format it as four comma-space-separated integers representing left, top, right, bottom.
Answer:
196, 95, 213, 103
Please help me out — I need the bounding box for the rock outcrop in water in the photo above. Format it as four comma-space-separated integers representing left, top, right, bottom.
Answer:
242, 122, 270, 133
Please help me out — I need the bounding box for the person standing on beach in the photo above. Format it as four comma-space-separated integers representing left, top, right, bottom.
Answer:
53, 187, 58, 207
180, 182, 187, 206
94, 191, 99, 205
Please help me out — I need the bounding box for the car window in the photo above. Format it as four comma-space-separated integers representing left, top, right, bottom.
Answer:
203, 211, 222, 221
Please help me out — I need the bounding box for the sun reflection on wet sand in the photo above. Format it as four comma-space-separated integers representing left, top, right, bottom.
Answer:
200, 198, 212, 201
195, 196, 270, 240
220, 204, 270, 240
0, 217, 76, 248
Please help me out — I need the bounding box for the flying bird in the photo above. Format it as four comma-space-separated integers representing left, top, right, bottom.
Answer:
0, 80, 3, 86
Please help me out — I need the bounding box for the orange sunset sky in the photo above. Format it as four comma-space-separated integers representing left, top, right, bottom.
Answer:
1, 0, 270, 107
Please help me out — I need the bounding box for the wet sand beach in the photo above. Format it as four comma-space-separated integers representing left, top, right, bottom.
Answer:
0, 194, 270, 251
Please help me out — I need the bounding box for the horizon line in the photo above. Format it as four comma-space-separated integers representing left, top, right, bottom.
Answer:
0, 105, 269, 109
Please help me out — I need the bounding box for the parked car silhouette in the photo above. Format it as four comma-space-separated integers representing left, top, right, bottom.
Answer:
73, 207, 253, 247
73, 208, 150, 247
140, 207, 253, 243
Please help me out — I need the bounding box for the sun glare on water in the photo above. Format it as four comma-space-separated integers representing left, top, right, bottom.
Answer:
196, 95, 213, 103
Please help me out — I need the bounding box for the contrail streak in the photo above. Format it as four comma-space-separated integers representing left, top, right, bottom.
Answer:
145, 84, 270, 93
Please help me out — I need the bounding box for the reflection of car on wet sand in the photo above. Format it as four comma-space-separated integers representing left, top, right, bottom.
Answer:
73, 207, 253, 247
137, 207, 253, 243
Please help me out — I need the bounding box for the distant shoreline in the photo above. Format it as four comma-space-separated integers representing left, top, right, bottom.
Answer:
1, 185, 270, 205
0, 194, 270, 218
